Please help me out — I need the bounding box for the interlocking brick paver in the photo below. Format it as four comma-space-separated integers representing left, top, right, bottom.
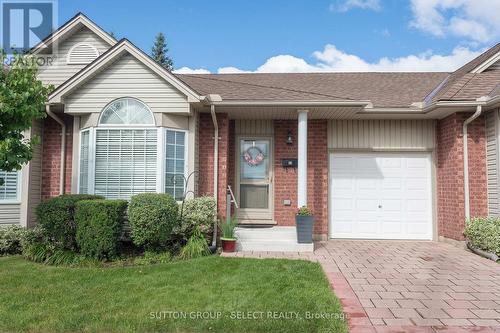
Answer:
443, 308, 477, 318
228, 240, 500, 332
470, 309, 500, 319
410, 318, 444, 326
365, 308, 394, 319
390, 308, 421, 319
372, 299, 400, 308
416, 308, 450, 319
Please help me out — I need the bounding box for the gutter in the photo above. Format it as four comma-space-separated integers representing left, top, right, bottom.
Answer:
45, 105, 66, 195
463, 104, 483, 220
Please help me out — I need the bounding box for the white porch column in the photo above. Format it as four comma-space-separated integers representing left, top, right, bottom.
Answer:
297, 110, 308, 208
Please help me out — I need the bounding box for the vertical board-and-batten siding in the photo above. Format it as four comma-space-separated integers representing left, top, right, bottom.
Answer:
485, 109, 500, 216
234, 120, 274, 135
64, 54, 189, 114
328, 120, 436, 150
37, 26, 112, 87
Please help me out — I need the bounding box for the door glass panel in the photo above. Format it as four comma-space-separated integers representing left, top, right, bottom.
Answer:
240, 140, 269, 180
240, 185, 269, 209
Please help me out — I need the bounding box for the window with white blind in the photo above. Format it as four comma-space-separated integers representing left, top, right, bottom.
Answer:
78, 130, 90, 194
94, 129, 158, 199
0, 171, 20, 202
165, 129, 187, 200
78, 97, 189, 201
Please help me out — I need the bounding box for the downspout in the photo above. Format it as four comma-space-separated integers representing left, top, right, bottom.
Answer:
463, 105, 482, 220
210, 105, 219, 247
46, 105, 66, 195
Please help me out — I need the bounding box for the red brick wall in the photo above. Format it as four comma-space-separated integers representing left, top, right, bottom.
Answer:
437, 112, 487, 240
273, 120, 328, 237
198, 112, 230, 218
41, 115, 73, 199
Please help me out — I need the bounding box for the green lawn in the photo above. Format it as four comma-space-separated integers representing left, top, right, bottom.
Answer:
0, 256, 347, 333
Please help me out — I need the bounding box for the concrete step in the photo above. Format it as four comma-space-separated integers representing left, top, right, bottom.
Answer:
235, 226, 296, 240
235, 226, 313, 252
236, 240, 314, 252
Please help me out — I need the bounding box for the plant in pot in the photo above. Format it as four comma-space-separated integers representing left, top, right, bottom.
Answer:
220, 216, 238, 252
296, 206, 314, 244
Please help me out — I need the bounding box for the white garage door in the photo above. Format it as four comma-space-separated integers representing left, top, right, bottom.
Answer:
329, 153, 433, 240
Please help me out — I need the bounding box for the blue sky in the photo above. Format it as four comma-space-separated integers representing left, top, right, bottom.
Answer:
57, 0, 499, 73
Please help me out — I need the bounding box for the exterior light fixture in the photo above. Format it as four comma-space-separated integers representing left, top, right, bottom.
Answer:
286, 129, 293, 145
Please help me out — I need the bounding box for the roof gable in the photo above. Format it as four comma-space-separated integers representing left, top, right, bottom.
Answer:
31, 13, 116, 55
48, 39, 201, 104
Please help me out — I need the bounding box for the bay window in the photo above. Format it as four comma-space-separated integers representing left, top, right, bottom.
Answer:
78, 97, 187, 200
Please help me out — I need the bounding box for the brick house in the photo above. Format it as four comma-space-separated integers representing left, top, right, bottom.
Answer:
1, 13, 499, 251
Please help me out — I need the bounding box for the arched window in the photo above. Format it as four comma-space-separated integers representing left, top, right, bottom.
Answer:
99, 98, 155, 125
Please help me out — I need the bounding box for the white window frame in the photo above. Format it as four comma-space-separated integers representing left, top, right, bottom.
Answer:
163, 128, 189, 200
0, 170, 21, 204
98, 97, 155, 127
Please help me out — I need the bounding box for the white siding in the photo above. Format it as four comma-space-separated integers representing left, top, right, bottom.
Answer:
0, 204, 21, 226
64, 54, 189, 114
486, 109, 500, 216
328, 120, 436, 150
37, 26, 111, 87
235, 120, 274, 135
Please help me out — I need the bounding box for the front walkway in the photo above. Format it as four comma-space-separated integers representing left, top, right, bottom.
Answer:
223, 240, 500, 333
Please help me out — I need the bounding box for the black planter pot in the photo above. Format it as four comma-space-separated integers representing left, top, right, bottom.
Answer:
295, 215, 315, 243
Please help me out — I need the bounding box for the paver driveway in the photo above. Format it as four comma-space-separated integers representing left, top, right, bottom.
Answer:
224, 240, 500, 332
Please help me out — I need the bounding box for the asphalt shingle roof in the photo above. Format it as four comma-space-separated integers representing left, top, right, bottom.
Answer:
177, 72, 449, 108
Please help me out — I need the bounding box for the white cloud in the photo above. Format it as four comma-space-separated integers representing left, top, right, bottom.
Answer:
330, 0, 381, 12
173, 66, 210, 74
173, 44, 483, 74
409, 0, 500, 43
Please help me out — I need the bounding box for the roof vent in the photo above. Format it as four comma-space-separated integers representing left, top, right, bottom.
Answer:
66, 43, 99, 65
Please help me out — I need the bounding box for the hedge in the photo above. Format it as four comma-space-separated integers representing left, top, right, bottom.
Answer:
0, 225, 26, 255
128, 193, 179, 251
464, 217, 500, 256
36, 194, 103, 249
75, 199, 128, 259
177, 196, 216, 243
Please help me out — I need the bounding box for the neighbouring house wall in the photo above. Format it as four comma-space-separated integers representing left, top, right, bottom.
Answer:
26, 120, 43, 226
37, 26, 112, 87
42, 115, 73, 200
328, 119, 436, 149
198, 113, 230, 218
64, 54, 190, 114
485, 109, 500, 216
437, 112, 488, 241
274, 120, 328, 238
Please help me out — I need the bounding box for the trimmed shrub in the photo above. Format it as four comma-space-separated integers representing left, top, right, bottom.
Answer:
128, 193, 179, 251
75, 199, 128, 260
464, 217, 500, 256
36, 194, 103, 249
0, 225, 26, 255
177, 196, 216, 242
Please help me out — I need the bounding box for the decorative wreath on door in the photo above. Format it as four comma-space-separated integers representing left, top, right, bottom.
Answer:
243, 146, 265, 166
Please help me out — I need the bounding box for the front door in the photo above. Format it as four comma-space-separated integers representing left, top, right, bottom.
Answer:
236, 138, 273, 221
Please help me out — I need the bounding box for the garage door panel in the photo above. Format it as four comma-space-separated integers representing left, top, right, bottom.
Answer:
330, 153, 433, 240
